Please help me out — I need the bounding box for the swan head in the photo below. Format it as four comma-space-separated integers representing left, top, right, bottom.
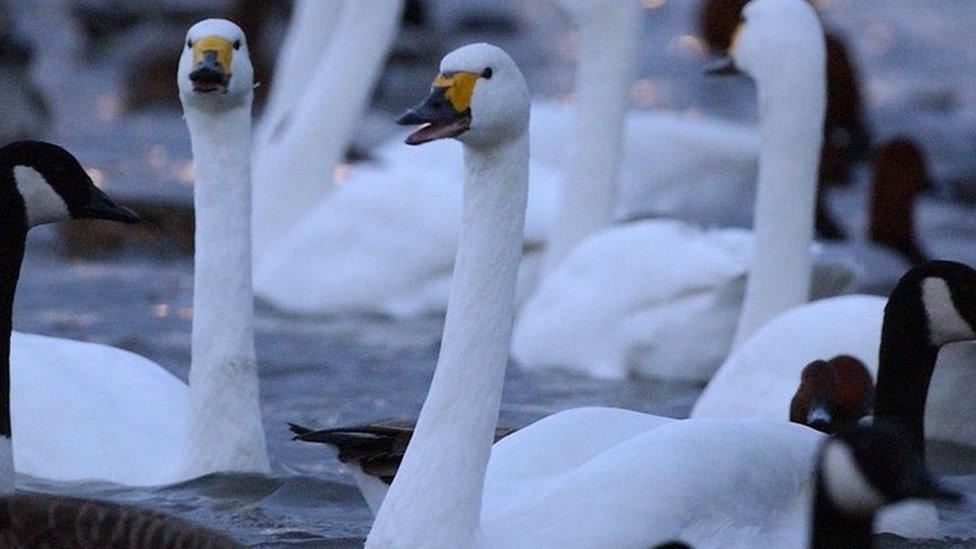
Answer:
397, 43, 529, 148
178, 19, 253, 111
0, 141, 140, 228
790, 356, 874, 434
818, 422, 958, 517
706, 0, 825, 83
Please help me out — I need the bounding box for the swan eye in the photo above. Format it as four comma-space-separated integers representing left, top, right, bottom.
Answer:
187, 39, 193, 48
233, 39, 241, 50
481, 67, 493, 80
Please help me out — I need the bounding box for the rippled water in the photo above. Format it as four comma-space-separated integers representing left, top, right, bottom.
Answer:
6, 0, 976, 546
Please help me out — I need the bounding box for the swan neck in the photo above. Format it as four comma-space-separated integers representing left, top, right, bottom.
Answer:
368, 134, 529, 547
874, 292, 938, 454
812, 474, 874, 549
733, 62, 826, 346
251, 0, 404, 260
253, 0, 345, 156
0, 225, 24, 493
544, 1, 641, 268
180, 103, 270, 477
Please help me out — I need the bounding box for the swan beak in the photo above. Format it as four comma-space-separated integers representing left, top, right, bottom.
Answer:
705, 56, 741, 77
397, 72, 477, 146
78, 187, 141, 224
190, 36, 233, 93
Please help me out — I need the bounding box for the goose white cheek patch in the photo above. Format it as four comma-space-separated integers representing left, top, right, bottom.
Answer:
821, 441, 885, 514
14, 166, 69, 226
922, 278, 976, 346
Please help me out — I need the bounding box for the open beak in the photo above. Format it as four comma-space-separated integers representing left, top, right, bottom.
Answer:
79, 187, 141, 224
190, 36, 233, 93
397, 72, 477, 146
705, 56, 741, 77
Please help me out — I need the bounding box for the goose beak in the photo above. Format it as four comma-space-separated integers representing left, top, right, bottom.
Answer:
705, 56, 741, 77
190, 36, 233, 93
80, 187, 141, 224
397, 72, 477, 146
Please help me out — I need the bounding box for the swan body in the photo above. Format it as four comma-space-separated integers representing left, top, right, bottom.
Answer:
253, 138, 561, 317
10, 333, 186, 484
512, 0, 825, 381
513, 220, 752, 380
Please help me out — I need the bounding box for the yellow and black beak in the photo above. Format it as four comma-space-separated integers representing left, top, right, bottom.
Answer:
397, 72, 478, 146
190, 36, 233, 93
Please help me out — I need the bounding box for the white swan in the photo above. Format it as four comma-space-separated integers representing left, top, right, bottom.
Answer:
176, 19, 270, 479
511, 0, 825, 381
251, 0, 405, 261
7, 20, 270, 486
364, 38, 932, 549
252, 0, 346, 165
540, 0, 640, 269
250, 0, 764, 318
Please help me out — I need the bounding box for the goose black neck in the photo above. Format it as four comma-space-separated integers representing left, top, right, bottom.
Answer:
0, 225, 25, 440
811, 474, 874, 549
873, 283, 938, 455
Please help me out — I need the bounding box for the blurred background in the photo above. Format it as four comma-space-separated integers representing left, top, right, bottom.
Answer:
4, 0, 976, 546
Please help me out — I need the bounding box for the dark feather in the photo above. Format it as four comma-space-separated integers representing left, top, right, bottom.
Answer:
290, 420, 517, 485
0, 493, 240, 548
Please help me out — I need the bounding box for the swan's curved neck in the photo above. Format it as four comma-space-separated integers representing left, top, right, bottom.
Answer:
733, 60, 826, 346
180, 101, 270, 478
543, 1, 640, 269
253, 0, 346, 160
812, 474, 874, 549
367, 133, 529, 548
0, 219, 25, 493
251, 0, 404, 260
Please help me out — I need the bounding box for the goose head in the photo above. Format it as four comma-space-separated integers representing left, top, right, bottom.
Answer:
397, 43, 530, 149
791, 356, 874, 434
892, 261, 976, 348
818, 422, 958, 518
707, 0, 825, 84
177, 19, 253, 111
0, 141, 139, 230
